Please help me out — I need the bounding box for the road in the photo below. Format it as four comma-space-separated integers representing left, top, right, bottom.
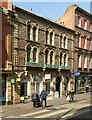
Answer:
2, 98, 91, 119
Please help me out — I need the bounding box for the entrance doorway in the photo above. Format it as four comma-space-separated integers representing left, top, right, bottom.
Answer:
56, 76, 61, 97
34, 76, 41, 94
20, 75, 30, 96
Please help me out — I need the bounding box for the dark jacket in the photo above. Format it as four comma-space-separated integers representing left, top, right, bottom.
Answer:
40, 90, 47, 99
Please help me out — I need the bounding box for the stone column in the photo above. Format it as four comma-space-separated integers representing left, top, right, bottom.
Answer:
6, 77, 12, 105
61, 76, 65, 97
14, 82, 21, 104
50, 77, 56, 97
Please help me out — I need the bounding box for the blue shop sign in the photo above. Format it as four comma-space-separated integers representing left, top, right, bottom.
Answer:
74, 72, 80, 76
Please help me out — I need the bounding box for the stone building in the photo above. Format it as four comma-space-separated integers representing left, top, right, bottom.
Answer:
56, 4, 92, 93
4, 5, 75, 104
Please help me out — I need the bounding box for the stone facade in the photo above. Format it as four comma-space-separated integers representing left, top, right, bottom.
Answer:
5, 6, 75, 104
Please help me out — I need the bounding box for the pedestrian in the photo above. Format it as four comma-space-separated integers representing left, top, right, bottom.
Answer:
40, 88, 48, 108
86, 85, 89, 93
31, 91, 39, 108
70, 89, 74, 102
67, 91, 71, 102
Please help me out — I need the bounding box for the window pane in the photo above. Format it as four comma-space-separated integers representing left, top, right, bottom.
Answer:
27, 46, 31, 62
33, 48, 37, 62
33, 27, 36, 41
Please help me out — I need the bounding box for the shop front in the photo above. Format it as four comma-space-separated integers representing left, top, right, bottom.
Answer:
20, 75, 30, 98
1, 77, 6, 105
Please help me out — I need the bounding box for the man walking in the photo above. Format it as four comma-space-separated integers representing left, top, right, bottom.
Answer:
40, 89, 48, 108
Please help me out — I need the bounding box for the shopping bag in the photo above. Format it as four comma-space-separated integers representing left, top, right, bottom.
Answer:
67, 95, 70, 101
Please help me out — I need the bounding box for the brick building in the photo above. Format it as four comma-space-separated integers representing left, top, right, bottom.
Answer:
0, 0, 13, 105
4, 5, 75, 104
56, 4, 92, 93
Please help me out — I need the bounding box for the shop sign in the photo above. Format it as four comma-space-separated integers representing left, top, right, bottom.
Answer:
16, 78, 21, 82
74, 72, 80, 76
45, 74, 51, 79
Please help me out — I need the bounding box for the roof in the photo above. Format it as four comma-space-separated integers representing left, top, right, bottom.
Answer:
13, 5, 74, 33
69, 4, 92, 18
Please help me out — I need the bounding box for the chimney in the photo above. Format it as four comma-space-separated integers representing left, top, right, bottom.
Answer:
0, 0, 12, 11
8, 0, 12, 11
28, 8, 32, 13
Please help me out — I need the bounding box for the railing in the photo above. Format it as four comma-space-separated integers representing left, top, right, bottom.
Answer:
25, 62, 71, 70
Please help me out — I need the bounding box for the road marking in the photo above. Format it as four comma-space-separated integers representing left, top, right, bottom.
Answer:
6, 116, 22, 118
62, 112, 74, 118
34, 109, 71, 118
62, 109, 90, 118
78, 99, 90, 104
61, 105, 90, 118
21, 109, 51, 117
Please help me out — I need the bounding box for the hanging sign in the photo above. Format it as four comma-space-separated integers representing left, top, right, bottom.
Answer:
45, 74, 51, 79
74, 72, 80, 76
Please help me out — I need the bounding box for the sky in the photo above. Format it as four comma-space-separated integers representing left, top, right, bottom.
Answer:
13, 1, 91, 22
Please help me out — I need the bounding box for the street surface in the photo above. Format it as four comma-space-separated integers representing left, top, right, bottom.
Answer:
0, 93, 91, 119
2, 99, 91, 119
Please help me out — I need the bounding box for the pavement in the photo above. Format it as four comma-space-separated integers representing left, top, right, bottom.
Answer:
0, 93, 90, 114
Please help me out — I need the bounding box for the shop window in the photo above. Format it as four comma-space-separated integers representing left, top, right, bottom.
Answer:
2, 78, 6, 104
34, 76, 41, 94
21, 83, 27, 96
21, 76, 29, 96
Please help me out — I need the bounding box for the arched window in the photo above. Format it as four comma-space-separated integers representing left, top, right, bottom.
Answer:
89, 57, 92, 69
78, 55, 82, 67
45, 50, 49, 64
50, 51, 53, 64
46, 31, 49, 44
60, 52, 62, 66
64, 54, 66, 66
27, 25, 31, 40
33, 27, 36, 41
64, 36, 66, 48
50, 32, 53, 45
60, 35, 62, 48
33, 48, 37, 62
84, 56, 87, 68
27, 45, 31, 62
